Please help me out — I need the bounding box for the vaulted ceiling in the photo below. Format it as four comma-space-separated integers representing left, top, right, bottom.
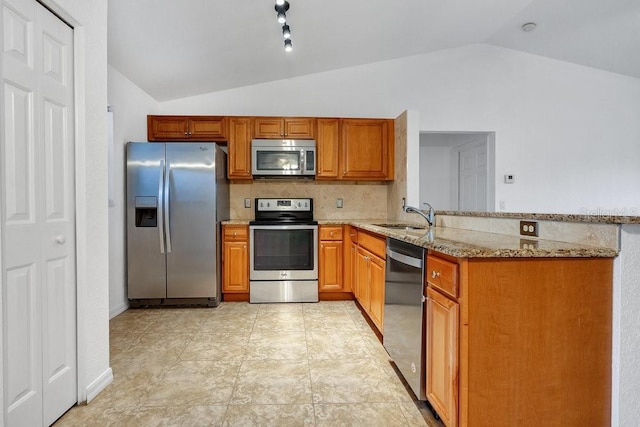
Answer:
108, 0, 640, 102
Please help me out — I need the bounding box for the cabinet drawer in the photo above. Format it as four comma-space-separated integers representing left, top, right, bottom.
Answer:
223, 225, 248, 241
357, 230, 386, 259
426, 254, 458, 298
320, 226, 343, 241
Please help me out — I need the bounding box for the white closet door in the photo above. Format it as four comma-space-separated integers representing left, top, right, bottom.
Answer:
2, 0, 76, 425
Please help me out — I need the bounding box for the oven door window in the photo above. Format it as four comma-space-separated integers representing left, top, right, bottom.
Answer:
253, 228, 314, 270
255, 151, 301, 171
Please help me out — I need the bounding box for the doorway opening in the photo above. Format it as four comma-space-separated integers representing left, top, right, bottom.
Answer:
419, 132, 495, 212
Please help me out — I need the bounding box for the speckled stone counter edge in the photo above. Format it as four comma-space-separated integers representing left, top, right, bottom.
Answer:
221, 219, 618, 258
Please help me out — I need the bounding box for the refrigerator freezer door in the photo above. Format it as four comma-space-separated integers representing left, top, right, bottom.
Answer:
127, 143, 167, 298
165, 143, 218, 298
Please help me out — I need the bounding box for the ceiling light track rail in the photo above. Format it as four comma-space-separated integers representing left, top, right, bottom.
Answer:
274, 1, 293, 52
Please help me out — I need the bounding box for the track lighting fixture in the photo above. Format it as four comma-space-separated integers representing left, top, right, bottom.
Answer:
275, 1, 289, 23
274, 1, 294, 52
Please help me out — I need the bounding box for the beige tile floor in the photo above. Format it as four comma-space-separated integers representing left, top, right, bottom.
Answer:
56, 301, 441, 426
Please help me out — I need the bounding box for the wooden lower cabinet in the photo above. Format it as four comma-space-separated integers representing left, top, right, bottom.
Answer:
425, 252, 614, 427
367, 254, 385, 331
426, 286, 459, 427
354, 230, 386, 332
319, 226, 344, 292
222, 225, 249, 296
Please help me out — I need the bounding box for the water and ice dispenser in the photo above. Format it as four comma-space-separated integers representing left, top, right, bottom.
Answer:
134, 196, 158, 227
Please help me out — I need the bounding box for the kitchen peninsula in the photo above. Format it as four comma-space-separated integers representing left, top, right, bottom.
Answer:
222, 213, 617, 427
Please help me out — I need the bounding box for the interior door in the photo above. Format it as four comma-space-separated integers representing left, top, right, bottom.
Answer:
458, 141, 487, 211
1, 0, 77, 425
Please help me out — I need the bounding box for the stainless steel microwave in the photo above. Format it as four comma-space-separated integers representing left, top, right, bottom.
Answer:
251, 139, 316, 177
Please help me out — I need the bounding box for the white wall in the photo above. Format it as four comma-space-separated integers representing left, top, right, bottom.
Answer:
107, 66, 159, 317
160, 43, 640, 215
41, 0, 111, 402
615, 226, 640, 426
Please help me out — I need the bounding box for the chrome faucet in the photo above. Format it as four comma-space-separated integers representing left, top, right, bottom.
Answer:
404, 202, 435, 227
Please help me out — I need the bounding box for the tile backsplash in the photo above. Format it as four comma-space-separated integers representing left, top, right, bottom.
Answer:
230, 181, 389, 220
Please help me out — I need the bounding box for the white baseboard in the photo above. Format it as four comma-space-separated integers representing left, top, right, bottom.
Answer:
109, 301, 128, 319
85, 367, 113, 403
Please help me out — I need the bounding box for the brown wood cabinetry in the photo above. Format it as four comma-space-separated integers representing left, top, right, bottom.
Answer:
343, 226, 357, 293
147, 115, 227, 141
316, 118, 394, 180
227, 117, 252, 180
353, 229, 386, 332
340, 119, 394, 180
222, 225, 249, 295
425, 255, 459, 427
424, 251, 614, 426
319, 226, 344, 292
316, 118, 340, 178
253, 117, 315, 139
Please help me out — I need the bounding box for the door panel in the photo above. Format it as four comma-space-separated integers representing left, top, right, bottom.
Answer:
458, 143, 487, 211
166, 143, 217, 298
5, 263, 41, 426
3, 82, 34, 222
2, 0, 77, 425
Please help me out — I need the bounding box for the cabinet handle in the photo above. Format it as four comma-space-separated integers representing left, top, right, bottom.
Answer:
233, 231, 237, 237
243, 245, 246, 249
184, 131, 188, 135
431, 270, 441, 278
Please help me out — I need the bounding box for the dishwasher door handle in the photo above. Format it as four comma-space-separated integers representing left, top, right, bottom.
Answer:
387, 247, 423, 269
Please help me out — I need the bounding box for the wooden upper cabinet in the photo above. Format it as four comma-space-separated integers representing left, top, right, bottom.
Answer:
253, 117, 315, 139
340, 119, 394, 180
316, 118, 340, 179
147, 115, 227, 141
227, 117, 252, 179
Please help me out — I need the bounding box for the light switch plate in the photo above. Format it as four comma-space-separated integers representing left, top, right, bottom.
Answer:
336, 198, 343, 208
244, 198, 251, 208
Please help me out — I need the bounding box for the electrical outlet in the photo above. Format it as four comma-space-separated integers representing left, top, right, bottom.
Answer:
336, 198, 343, 208
519, 239, 539, 250
520, 221, 538, 237
244, 198, 251, 208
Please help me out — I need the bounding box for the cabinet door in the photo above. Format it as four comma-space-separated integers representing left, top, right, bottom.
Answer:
253, 117, 284, 138
227, 117, 252, 179
368, 255, 385, 332
316, 118, 340, 178
147, 115, 188, 141
223, 241, 249, 293
188, 117, 227, 140
426, 287, 459, 427
284, 118, 315, 138
356, 248, 370, 311
319, 241, 343, 292
340, 119, 393, 180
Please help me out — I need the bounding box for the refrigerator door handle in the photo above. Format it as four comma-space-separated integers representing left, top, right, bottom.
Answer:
164, 160, 172, 253
158, 159, 165, 254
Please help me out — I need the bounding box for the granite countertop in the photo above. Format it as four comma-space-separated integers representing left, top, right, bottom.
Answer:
438, 210, 640, 225
222, 219, 618, 258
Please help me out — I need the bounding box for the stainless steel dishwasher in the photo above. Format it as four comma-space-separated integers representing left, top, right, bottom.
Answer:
383, 238, 426, 400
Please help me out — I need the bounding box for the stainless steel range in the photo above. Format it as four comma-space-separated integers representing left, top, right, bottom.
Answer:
249, 198, 318, 303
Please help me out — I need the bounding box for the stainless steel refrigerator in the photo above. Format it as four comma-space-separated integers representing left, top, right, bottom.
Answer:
126, 142, 229, 306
